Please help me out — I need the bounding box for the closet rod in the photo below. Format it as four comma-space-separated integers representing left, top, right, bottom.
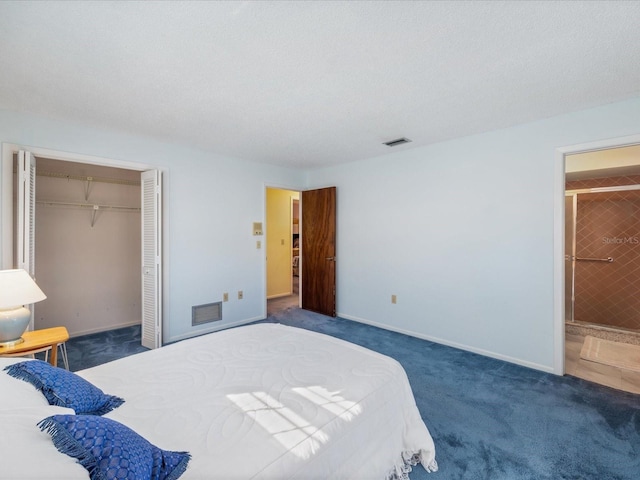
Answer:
36, 170, 140, 186
36, 200, 140, 212
36, 200, 140, 228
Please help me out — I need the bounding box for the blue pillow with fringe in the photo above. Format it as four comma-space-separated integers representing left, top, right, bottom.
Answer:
38, 415, 191, 480
3, 360, 123, 415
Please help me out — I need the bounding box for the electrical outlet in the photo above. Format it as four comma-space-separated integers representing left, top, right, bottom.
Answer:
223, 292, 229, 302
238, 290, 243, 300
391, 294, 397, 304
256, 240, 261, 249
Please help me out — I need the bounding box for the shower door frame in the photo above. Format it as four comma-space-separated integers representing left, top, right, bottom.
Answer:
565, 184, 640, 327
564, 194, 577, 324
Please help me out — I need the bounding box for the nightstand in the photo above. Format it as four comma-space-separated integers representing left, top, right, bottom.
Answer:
0, 326, 69, 368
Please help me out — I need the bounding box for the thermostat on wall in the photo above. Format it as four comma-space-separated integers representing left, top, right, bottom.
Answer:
253, 222, 263, 236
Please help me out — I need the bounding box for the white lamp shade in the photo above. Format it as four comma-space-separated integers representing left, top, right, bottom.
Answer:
0, 269, 46, 308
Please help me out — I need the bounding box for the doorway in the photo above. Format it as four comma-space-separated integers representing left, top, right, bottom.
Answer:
2, 143, 162, 348
563, 143, 640, 393
265, 185, 337, 319
266, 187, 300, 316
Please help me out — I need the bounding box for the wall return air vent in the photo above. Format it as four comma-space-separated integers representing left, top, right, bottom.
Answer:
383, 137, 412, 147
192, 302, 222, 326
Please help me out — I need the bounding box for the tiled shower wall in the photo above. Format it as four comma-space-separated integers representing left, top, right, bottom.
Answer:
566, 175, 640, 331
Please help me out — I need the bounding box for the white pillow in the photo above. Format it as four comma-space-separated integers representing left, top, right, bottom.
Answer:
0, 358, 49, 411
0, 406, 87, 479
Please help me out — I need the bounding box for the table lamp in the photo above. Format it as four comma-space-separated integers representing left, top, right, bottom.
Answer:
0, 269, 46, 346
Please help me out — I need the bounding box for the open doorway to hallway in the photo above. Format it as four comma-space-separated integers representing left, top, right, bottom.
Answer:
266, 187, 300, 316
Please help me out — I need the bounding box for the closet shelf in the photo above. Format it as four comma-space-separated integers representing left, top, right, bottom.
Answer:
37, 170, 140, 202
37, 170, 140, 186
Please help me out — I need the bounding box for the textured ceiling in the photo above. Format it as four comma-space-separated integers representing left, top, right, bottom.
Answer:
1, 1, 639, 169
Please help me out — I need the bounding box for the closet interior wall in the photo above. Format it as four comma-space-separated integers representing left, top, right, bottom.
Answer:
32, 158, 141, 337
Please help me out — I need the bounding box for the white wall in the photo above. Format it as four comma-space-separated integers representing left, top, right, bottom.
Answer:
307, 97, 640, 372
2, 97, 640, 372
0, 109, 305, 344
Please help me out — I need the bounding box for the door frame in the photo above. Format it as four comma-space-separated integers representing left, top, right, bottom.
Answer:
553, 132, 640, 375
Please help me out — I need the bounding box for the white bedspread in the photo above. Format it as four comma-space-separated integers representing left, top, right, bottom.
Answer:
3, 323, 437, 479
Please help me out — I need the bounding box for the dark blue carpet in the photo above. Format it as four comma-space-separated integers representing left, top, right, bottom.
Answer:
63, 309, 640, 479
45, 324, 149, 371
260, 307, 640, 480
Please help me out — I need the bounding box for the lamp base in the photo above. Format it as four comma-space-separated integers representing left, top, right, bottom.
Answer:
0, 306, 31, 346
0, 337, 25, 347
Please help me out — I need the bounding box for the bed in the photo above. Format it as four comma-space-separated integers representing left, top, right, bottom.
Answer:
0, 323, 437, 479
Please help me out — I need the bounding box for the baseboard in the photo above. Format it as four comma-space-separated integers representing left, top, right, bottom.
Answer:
338, 312, 556, 375
68, 320, 141, 339
267, 292, 293, 300
166, 315, 265, 344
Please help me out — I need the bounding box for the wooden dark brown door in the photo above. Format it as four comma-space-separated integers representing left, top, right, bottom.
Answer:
301, 187, 336, 317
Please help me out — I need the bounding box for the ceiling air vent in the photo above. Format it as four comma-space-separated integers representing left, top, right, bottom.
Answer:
383, 137, 412, 147
192, 302, 222, 326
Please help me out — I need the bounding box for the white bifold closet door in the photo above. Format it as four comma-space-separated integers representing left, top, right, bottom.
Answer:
17, 151, 36, 330
141, 169, 162, 349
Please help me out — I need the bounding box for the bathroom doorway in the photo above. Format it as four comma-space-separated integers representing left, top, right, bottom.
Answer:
563, 144, 640, 393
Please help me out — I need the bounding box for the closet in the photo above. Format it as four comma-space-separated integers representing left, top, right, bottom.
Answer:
29, 158, 141, 336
